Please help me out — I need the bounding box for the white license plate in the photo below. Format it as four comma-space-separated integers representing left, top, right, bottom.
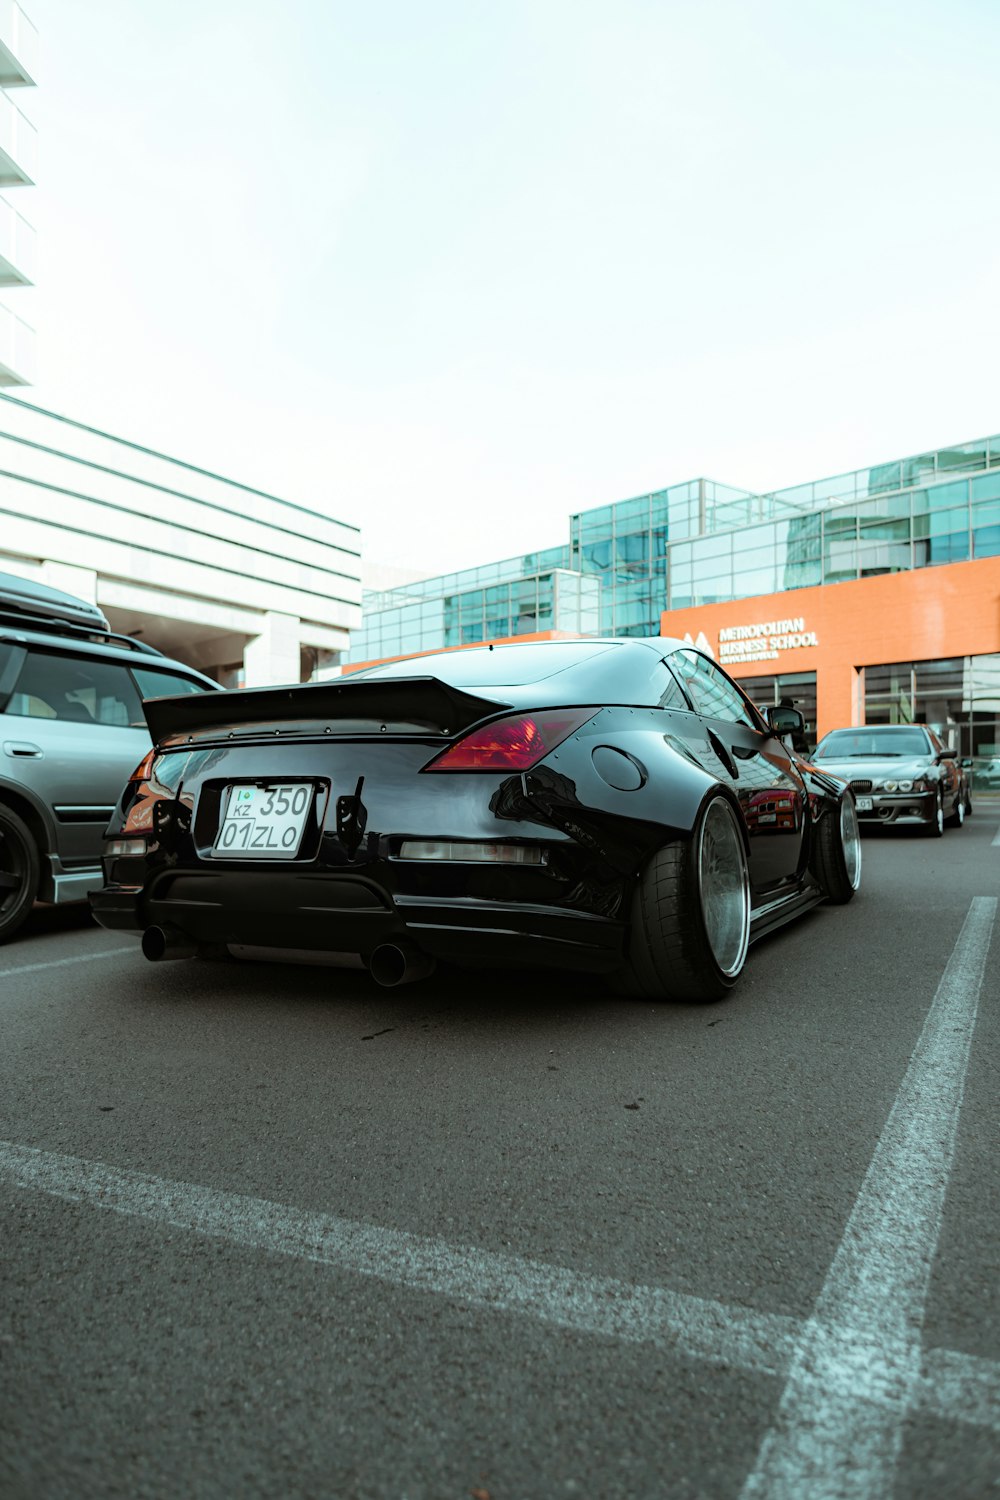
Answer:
213, 783, 313, 859
855, 796, 874, 811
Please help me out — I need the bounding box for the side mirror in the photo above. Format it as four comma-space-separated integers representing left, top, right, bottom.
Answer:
961, 758, 973, 769
936, 748, 957, 761
766, 704, 804, 737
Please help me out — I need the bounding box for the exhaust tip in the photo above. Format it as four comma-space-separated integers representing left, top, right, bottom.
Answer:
141, 925, 196, 962
369, 942, 436, 988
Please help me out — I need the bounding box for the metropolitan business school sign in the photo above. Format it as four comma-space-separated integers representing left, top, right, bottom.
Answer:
716, 616, 820, 666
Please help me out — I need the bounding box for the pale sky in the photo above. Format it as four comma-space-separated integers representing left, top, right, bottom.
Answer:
19, 0, 1000, 579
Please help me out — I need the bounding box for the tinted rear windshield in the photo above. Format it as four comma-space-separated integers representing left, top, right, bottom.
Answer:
815, 728, 932, 758
350, 641, 621, 688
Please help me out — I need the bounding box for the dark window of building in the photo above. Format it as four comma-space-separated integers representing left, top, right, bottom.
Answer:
864, 654, 1000, 767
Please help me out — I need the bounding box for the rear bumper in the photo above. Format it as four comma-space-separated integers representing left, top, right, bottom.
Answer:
89, 872, 627, 974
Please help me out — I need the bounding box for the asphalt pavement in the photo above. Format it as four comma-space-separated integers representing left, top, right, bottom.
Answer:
1, 809, 999, 1499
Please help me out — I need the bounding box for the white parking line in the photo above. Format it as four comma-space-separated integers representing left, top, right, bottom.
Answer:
740, 895, 997, 1498
992, 825, 1000, 846
0, 900, 997, 1459
0, 946, 135, 981
0, 1135, 801, 1377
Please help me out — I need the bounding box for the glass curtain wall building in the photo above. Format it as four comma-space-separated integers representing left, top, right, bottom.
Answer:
665, 436, 1000, 609
350, 547, 601, 662
350, 433, 1000, 664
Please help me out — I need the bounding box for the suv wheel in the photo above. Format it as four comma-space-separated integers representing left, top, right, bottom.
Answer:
0, 804, 40, 944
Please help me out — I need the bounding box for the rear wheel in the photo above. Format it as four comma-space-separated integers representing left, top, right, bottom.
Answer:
0, 804, 40, 945
810, 793, 861, 903
618, 793, 750, 1004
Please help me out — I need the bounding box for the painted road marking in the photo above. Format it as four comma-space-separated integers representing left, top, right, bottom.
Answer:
0, 946, 135, 981
0, 1135, 801, 1380
740, 895, 998, 1498
992, 825, 1000, 846
0, 900, 997, 1457
0, 1150, 997, 1436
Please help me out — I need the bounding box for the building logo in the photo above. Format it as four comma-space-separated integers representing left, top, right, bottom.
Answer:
717, 616, 820, 665
682, 631, 716, 659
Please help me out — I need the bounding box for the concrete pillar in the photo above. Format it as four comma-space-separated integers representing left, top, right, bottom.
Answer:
40, 561, 98, 604
243, 611, 301, 687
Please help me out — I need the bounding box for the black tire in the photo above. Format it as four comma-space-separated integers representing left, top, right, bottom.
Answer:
0, 803, 41, 946
617, 793, 750, 1004
945, 788, 966, 829
924, 788, 945, 838
810, 792, 861, 904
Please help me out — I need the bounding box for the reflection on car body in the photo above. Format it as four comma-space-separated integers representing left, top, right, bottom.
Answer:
92, 637, 862, 1003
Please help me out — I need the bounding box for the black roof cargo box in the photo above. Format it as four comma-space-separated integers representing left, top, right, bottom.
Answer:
0, 570, 112, 633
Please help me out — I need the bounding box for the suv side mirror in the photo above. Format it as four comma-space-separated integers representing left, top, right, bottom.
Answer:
766, 704, 804, 737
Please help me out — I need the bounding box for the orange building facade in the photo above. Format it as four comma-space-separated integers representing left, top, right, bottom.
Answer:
661, 555, 1000, 745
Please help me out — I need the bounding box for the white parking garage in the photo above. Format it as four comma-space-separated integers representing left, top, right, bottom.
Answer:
0, 393, 360, 685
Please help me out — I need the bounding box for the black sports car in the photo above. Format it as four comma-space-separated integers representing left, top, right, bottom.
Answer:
91, 637, 861, 1003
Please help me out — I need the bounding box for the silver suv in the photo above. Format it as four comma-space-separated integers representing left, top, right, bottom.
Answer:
0, 571, 218, 944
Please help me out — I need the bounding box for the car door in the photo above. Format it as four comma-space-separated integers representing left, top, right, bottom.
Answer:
666, 648, 807, 895
2, 646, 150, 868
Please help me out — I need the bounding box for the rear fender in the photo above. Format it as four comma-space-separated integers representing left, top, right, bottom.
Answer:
490, 731, 721, 878
799, 765, 850, 821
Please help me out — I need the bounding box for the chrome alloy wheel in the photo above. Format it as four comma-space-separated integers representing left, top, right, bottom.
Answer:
840, 794, 862, 890
696, 797, 751, 978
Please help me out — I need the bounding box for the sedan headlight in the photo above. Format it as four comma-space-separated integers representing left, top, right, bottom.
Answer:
882, 779, 898, 792
897, 779, 914, 792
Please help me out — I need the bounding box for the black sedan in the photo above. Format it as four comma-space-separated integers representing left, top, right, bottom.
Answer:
91, 638, 861, 1004
812, 724, 971, 835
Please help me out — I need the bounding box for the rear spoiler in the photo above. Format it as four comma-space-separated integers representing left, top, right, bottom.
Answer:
144, 675, 512, 746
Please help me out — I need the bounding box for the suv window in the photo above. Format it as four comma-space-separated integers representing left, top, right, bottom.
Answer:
5, 649, 144, 727
131, 666, 208, 700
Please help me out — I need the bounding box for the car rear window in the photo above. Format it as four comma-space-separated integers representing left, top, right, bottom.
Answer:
4, 649, 144, 727
352, 641, 622, 688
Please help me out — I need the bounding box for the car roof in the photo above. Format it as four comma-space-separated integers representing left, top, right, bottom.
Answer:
0, 569, 112, 631
0, 620, 218, 686
819, 724, 932, 737
347, 635, 700, 706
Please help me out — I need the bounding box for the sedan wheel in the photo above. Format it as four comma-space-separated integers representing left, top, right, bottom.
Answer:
619, 793, 750, 1004
945, 794, 966, 829
924, 791, 945, 838
0, 804, 40, 945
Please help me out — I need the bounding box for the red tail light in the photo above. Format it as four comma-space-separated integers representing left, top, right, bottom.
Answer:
424, 709, 597, 771
128, 750, 157, 783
